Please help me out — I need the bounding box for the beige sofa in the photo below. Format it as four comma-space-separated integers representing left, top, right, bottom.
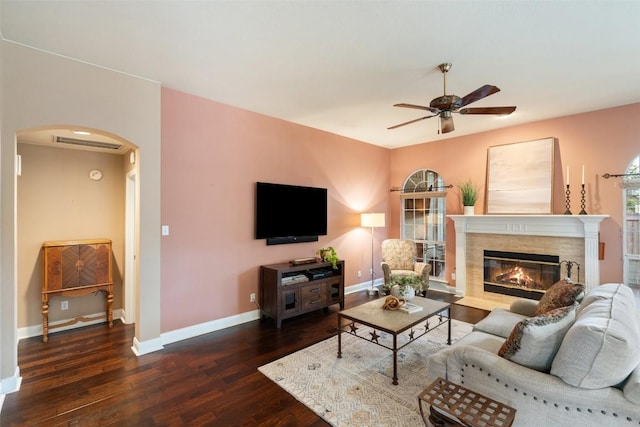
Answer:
428, 283, 640, 426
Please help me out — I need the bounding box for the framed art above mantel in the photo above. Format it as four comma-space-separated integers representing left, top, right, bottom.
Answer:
485, 137, 555, 214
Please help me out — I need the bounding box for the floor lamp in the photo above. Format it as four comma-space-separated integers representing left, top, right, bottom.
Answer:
361, 213, 385, 295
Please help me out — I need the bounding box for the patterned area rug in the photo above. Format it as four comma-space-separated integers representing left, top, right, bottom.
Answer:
258, 319, 473, 427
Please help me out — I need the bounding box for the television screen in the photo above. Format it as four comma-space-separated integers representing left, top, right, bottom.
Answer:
255, 182, 327, 245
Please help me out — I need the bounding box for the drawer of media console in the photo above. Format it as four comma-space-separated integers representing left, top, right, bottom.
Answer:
300, 283, 326, 309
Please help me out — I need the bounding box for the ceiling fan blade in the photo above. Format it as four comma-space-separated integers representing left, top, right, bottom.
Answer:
394, 103, 440, 114
387, 114, 438, 130
459, 106, 516, 115
440, 115, 455, 133
454, 85, 500, 108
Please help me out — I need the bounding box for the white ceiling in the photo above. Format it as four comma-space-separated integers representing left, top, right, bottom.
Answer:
2, 1, 640, 149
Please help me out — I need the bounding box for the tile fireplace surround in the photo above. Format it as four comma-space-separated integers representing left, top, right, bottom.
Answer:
449, 215, 608, 303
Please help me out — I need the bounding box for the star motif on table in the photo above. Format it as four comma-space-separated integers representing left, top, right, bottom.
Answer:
369, 330, 380, 343
409, 329, 416, 340
349, 323, 359, 334
424, 321, 431, 332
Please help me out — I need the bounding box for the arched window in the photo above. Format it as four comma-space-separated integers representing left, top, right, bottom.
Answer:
401, 169, 447, 284
623, 155, 640, 286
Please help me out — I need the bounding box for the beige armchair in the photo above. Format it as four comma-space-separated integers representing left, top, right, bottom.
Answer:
380, 239, 430, 291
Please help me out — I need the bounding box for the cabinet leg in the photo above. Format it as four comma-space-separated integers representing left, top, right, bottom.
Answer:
107, 289, 114, 327
41, 296, 49, 343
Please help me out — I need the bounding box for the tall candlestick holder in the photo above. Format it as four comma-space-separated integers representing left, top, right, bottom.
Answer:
579, 183, 587, 215
564, 184, 572, 215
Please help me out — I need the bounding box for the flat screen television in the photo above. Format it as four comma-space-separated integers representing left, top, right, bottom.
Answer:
255, 182, 328, 245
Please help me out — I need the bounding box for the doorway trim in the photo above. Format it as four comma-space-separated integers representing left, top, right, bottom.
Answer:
125, 168, 138, 324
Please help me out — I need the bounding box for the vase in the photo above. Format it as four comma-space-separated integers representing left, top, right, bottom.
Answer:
463, 205, 475, 216
391, 284, 415, 301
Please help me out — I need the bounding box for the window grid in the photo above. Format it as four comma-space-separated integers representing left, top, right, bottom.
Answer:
623, 156, 640, 286
401, 170, 446, 281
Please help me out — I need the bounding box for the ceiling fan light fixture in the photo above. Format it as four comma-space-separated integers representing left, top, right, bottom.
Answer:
429, 95, 460, 110
389, 62, 517, 134
438, 62, 452, 73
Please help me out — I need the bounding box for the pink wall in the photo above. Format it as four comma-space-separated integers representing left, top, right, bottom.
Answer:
162, 85, 639, 332
390, 102, 640, 286
161, 88, 389, 332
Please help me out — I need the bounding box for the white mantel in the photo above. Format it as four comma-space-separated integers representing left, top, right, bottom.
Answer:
449, 215, 609, 295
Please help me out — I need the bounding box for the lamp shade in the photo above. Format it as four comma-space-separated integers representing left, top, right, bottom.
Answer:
361, 213, 385, 228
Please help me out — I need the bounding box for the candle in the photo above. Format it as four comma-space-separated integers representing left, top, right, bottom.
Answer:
582, 165, 585, 185
566, 165, 570, 185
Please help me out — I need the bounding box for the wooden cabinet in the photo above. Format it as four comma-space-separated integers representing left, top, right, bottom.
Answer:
41, 239, 113, 342
259, 260, 344, 328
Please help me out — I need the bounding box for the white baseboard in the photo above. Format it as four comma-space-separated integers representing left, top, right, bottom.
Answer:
131, 336, 164, 356
17, 284, 385, 358
160, 309, 261, 346
345, 278, 383, 295
1, 367, 22, 404
17, 309, 125, 341
157, 283, 381, 350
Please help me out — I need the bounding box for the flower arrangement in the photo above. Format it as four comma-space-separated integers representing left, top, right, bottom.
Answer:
384, 273, 426, 296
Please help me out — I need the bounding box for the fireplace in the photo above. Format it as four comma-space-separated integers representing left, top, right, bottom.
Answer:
450, 215, 608, 301
483, 250, 560, 300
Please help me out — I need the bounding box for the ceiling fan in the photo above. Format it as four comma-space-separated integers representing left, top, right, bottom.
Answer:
388, 63, 516, 134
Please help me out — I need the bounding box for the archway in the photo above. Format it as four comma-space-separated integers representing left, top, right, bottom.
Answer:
16, 125, 139, 338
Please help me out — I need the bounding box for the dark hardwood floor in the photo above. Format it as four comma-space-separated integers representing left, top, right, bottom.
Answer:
1, 290, 488, 427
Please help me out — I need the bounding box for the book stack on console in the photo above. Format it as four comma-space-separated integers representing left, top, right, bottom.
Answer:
281, 274, 309, 286
400, 302, 423, 314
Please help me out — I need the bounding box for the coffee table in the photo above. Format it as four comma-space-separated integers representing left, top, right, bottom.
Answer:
337, 296, 451, 385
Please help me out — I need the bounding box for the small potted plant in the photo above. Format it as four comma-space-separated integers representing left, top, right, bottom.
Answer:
388, 274, 425, 301
317, 246, 339, 269
458, 179, 479, 215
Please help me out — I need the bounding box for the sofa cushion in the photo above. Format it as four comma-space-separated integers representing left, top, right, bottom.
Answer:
472, 308, 529, 339
623, 364, 640, 404
498, 303, 577, 372
454, 330, 506, 354
535, 279, 584, 315
551, 283, 640, 389
427, 331, 505, 382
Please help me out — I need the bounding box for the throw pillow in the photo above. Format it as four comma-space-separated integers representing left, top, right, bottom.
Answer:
535, 279, 584, 315
498, 303, 577, 372
550, 283, 640, 389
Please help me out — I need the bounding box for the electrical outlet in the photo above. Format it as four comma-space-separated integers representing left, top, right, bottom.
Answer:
370, 268, 373, 276
357, 270, 362, 278
250, 293, 256, 303
451, 272, 456, 281
61, 300, 69, 310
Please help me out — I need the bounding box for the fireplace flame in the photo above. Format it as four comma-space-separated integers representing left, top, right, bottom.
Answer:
495, 266, 535, 288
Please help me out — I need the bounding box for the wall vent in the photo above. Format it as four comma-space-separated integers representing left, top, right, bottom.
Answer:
54, 136, 122, 150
